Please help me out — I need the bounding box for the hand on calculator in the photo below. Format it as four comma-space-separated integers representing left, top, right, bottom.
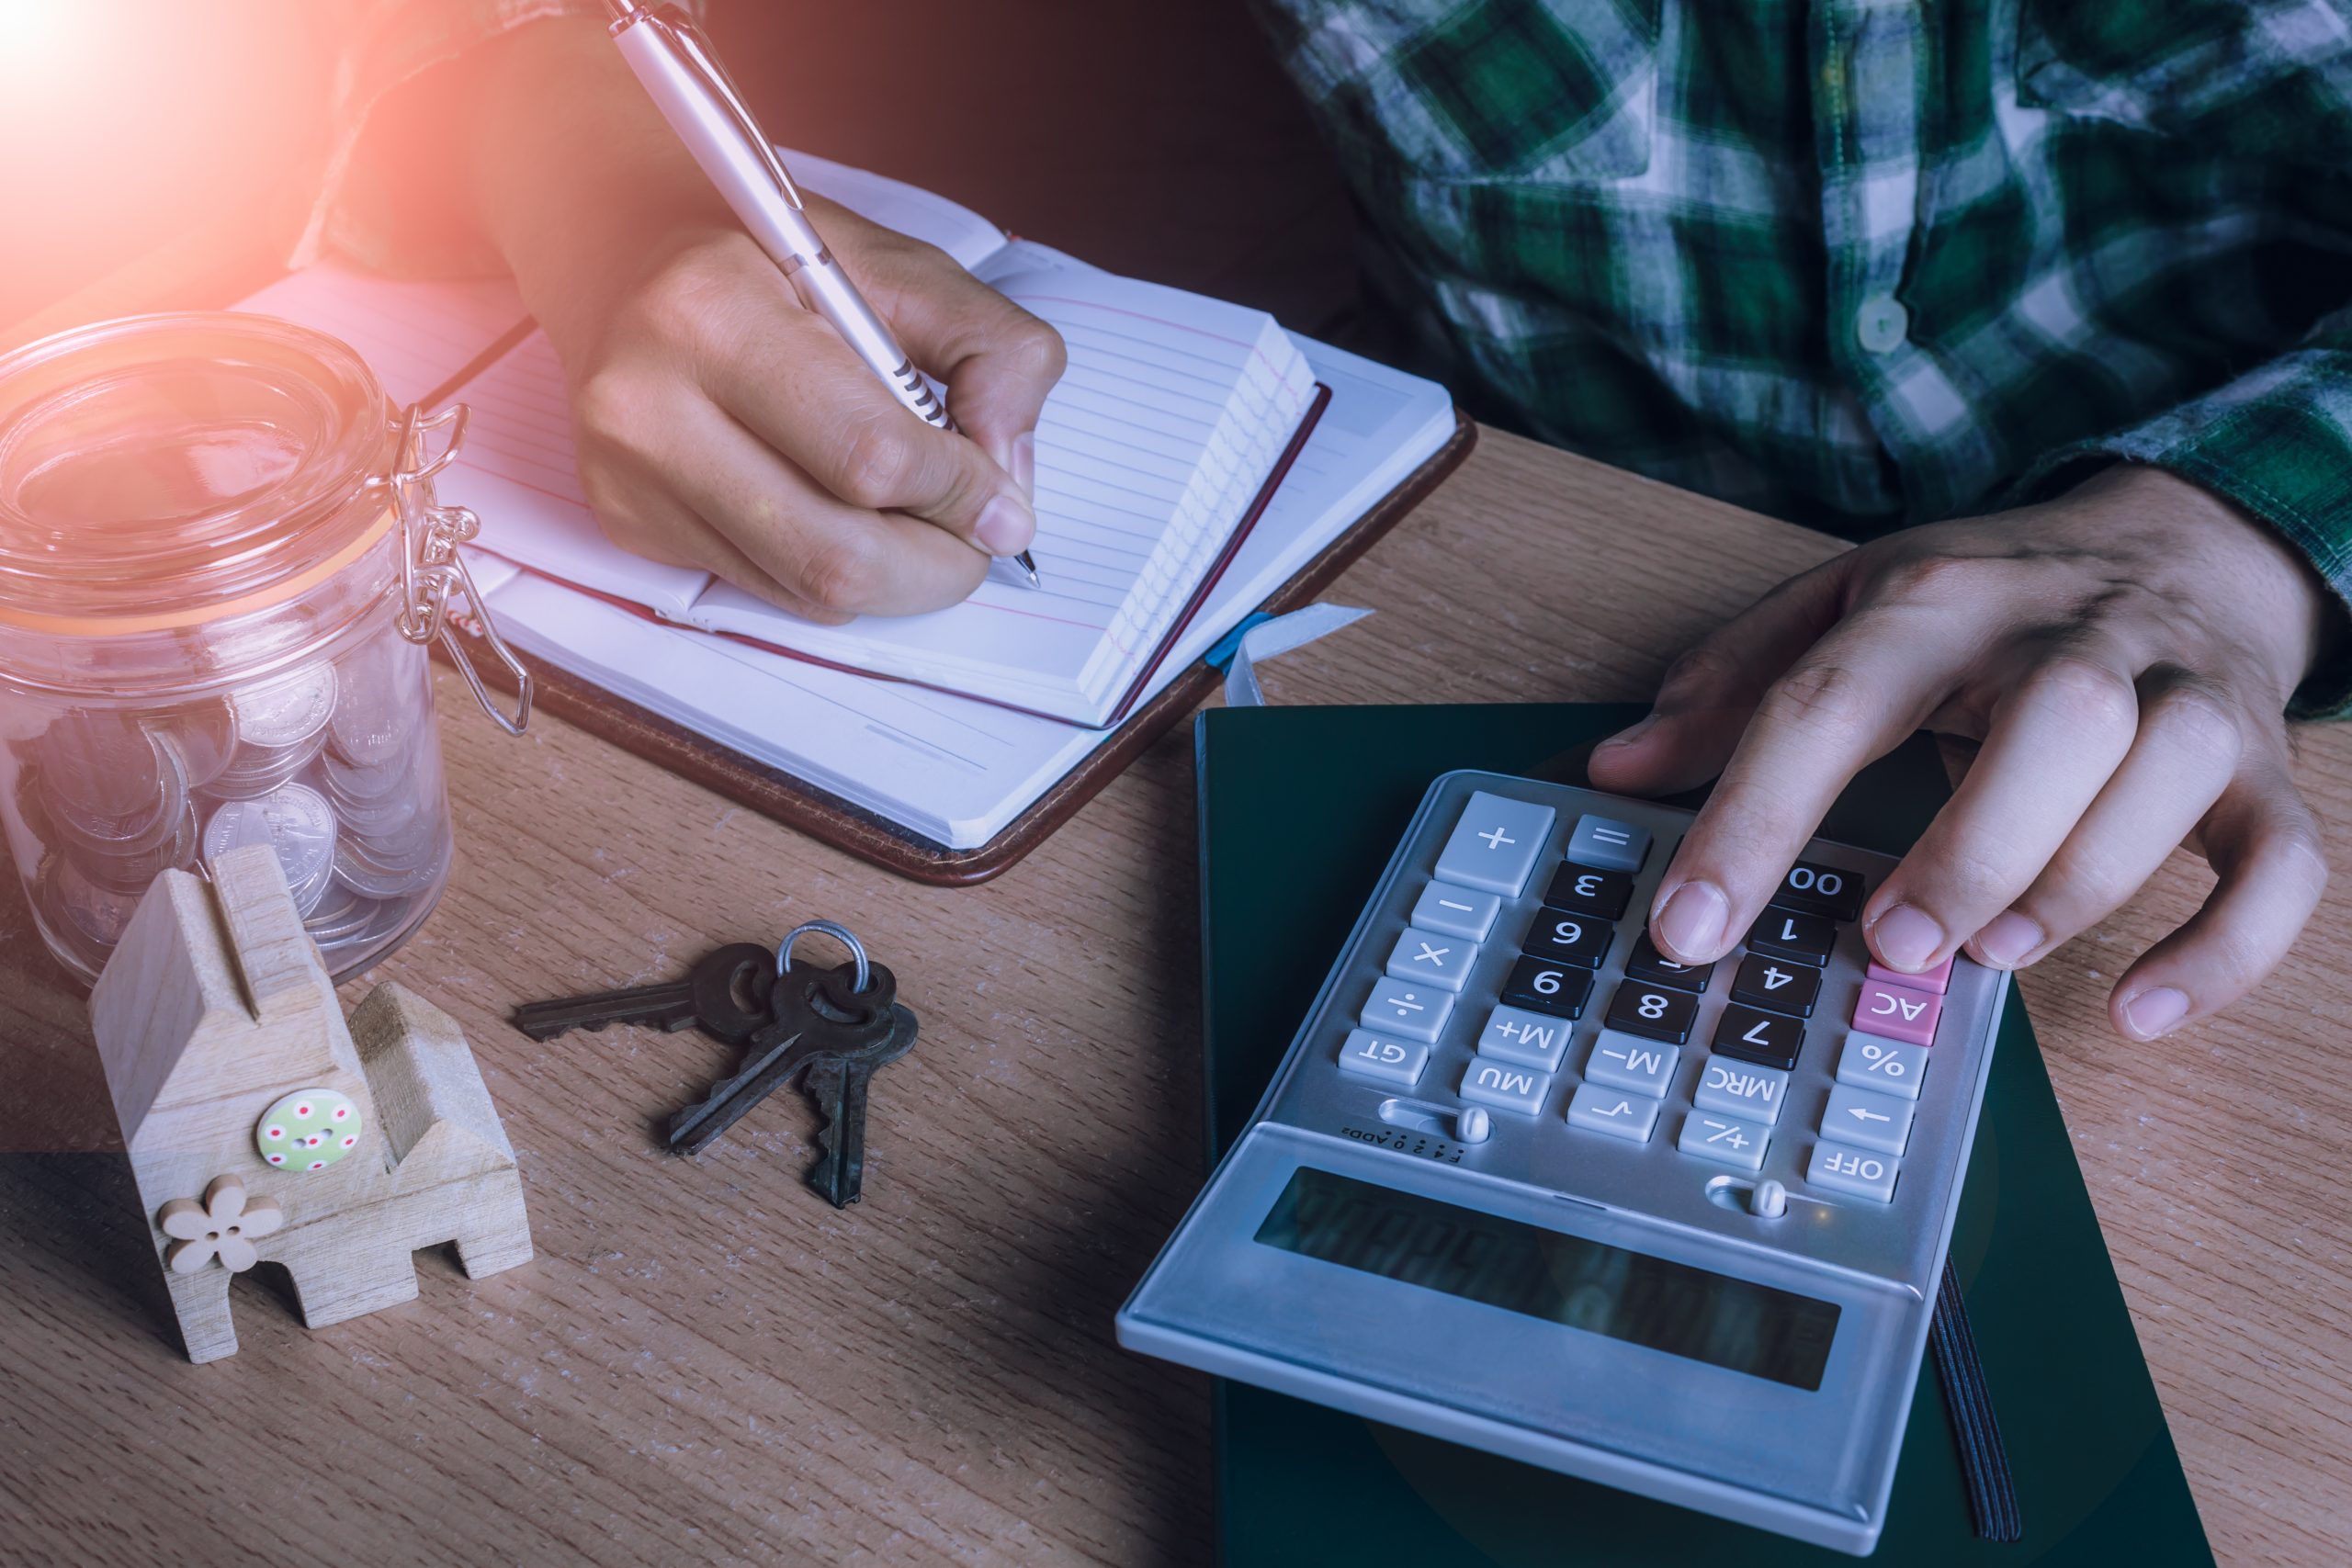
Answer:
1589, 465, 2340, 1042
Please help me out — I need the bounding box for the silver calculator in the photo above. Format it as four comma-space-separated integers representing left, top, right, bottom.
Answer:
1117, 772, 2005, 1555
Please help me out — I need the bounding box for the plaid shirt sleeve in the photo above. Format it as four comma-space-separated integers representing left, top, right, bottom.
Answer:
1253, 0, 2352, 719
292, 0, 680, 276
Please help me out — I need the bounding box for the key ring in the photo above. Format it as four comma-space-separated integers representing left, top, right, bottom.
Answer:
777, 919, 871, 993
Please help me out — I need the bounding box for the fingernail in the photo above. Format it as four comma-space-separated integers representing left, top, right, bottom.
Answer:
1012, 430, 1035, 504
975, 494, 1035, 556
1870, 904, 1943, 972
2122, 987, 2190, 1040
1973, 910, 2043, 969
1595, 714, 1658, 752
1653, 880, 1728, 962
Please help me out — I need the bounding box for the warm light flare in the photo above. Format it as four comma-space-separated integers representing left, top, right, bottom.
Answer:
0, 0, 65, 62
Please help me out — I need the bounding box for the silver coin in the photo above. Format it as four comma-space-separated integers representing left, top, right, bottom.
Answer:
326, 636, 427, 768
331, 833, 446, 899
33, 859, 118, 973
303, 885, 380, 946
48, 728, 187, 854
230, 664, 338, 750
322, 741, 424, 805
153, 699, 238, 789
43, 711, 171, 831
201, 783, 337, 898
69, 801, 201, 893
201, 732, 328, 801
49, 852, 143, 945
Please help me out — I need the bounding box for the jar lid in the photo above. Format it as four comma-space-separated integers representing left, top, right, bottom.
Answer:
0, 313, 397, 632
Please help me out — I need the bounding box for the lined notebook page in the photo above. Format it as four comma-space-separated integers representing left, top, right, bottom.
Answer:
689, 265, 1317, 721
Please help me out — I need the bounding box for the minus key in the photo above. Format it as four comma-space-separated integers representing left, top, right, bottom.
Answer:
1411, 882, 1500, 941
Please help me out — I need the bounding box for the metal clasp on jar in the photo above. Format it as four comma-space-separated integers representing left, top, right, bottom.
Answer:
371, 404, 534, 736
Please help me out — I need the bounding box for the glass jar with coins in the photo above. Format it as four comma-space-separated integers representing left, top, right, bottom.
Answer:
0, 313, 532, 982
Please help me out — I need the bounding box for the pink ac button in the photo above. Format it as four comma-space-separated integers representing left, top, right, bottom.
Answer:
1867, 955, 1953, 996
1854, 977, 1942, 1045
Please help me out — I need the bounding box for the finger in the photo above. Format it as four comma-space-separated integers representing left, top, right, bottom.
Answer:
586, 475, 851, 625
1962, 671, 2243, 969
1645, 604, 1980, 964
2108, 750, 2328, 1040
1860, 645, 2142, 975
659, 395, 991, 615
698, 301, 1038, 560
1588, 555, 1857, 796
871, 250, 1066, 494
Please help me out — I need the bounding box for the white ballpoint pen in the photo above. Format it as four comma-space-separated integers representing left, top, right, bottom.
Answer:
602, 1, 1043, 588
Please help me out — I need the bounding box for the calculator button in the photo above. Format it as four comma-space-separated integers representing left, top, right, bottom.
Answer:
1624, 932, 1713, 994
1713, 1004, 1805, 1071
1477, 1005, 1574, 1072
1867, 955, 1953, 996
1501, 956, 1594, 1019
1583, 1030, 1680, 1098
1411, 883, 1500, 941
1338, 1030, 1429, 1089
1521, 909, 1613, 970
1747, 908, 1837, 966
1460, 1058, 1552, 1117
1694, 1057, 1791, 1125
1602, 982, 1697, 1044
1679, 1111, 1770, 1172
1385, 926, 1476, 994
1566, 814, 1651, 873
1808, 1142, 1900, 1202
1769, 860, 1865, 922
1853, 976, 1942, 1045
1363, 977, 1452, 1042
1433, 791, 1556, 895
1567, 1083, 1659, 1143
1542, 863, 1633, 921
1729, 954, 1820, 1017
1836, 1031, 1928, 1100
1822, 1083, 1915, 1156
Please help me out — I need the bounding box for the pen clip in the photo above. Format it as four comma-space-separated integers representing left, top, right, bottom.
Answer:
626, 3, 807, 211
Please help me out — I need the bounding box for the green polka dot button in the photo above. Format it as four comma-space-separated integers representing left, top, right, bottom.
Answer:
254, 1089, 364, 1171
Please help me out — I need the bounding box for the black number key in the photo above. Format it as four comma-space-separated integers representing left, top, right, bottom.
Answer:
1603, 981, 1697, 1044
510, 943, 777, 1043
1501, 955, 1593, 1020
1541, 863, 1633, 921
1731, 953, 1821, 1017
1713, 1003, 1805, 1071
1625, 932, 1713, 994
668, 957, 903, 1156
802, 1008, 920, 1207
1522, 909, 1613, 969
1747, 908, 1837, 966
1770, 859, 1864, 923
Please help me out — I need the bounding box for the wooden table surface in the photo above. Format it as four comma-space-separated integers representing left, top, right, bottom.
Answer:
2, 428, 2347, 1566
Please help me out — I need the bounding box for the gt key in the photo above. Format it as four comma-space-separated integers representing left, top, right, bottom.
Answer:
511, 942, 776, 1043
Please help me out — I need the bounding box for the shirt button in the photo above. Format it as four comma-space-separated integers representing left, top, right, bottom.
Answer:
1855, 295, 1909, 355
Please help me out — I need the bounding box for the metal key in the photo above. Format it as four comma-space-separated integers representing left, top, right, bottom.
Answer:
667, 926, 909, 1156
511, 942, 776, 1043
801, 1007, 920, 1207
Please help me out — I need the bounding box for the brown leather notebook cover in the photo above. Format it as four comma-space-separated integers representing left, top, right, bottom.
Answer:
449, 411, 1476, 886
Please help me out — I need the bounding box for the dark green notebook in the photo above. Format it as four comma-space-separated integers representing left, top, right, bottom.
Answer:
1193, 704, 2211, 1566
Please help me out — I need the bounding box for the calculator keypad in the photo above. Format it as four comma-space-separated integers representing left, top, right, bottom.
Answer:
1308, 778, 1998, 1254
1603, 982, 1698, 1044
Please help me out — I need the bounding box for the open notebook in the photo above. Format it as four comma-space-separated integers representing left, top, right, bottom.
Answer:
238, 152, 1460, 852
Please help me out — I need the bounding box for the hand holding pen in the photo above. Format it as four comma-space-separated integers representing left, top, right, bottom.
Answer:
454, 11, 1063, 620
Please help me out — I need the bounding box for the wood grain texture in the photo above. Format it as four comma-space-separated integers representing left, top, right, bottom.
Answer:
1, 430, 2346, 1561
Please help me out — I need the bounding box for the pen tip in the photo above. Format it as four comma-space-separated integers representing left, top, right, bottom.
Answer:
1016, 550, 1042, 589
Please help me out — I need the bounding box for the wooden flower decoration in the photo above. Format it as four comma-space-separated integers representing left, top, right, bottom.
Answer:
156, 1175, 284, 1275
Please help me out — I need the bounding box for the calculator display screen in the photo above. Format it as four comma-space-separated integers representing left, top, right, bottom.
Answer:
1256, 1168, 1840, 1391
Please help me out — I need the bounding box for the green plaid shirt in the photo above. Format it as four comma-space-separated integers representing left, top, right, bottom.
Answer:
1252, 0, 2352, 700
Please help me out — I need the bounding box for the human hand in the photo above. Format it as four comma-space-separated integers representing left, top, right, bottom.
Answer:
463, 17, 1064, 621
1589, 465, 2339, 1040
